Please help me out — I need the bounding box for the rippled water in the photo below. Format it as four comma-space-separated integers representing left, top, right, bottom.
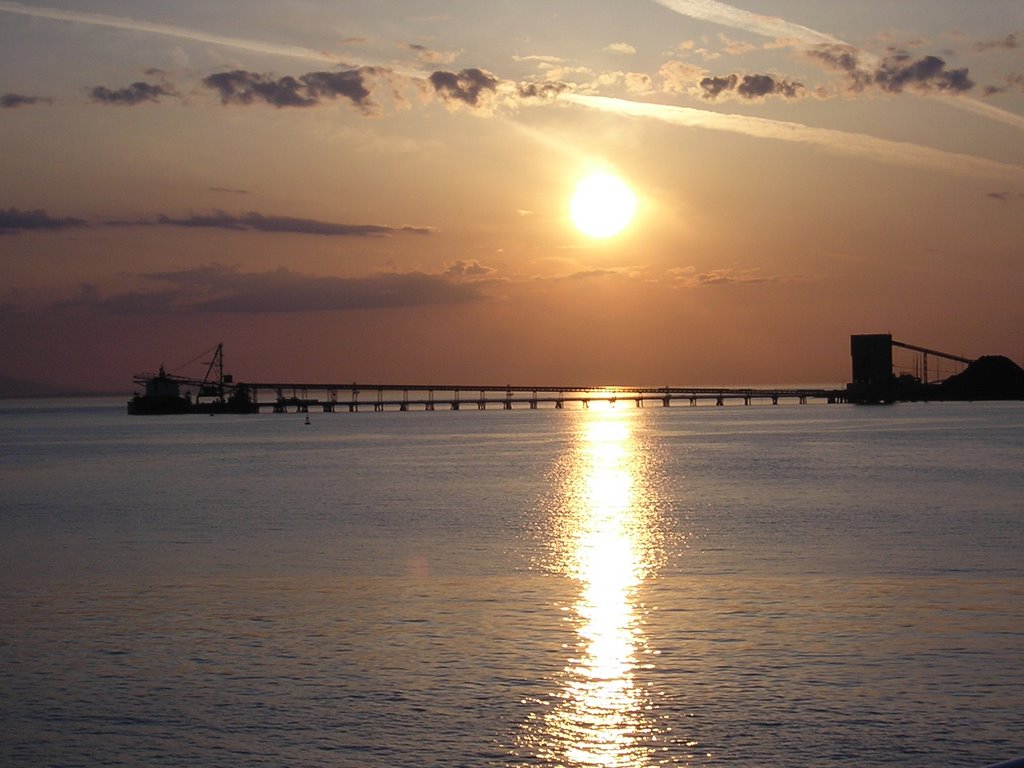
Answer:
1, 399, 1022, 767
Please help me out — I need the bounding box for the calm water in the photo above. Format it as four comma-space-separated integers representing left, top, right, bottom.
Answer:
1, 398, 1022, 767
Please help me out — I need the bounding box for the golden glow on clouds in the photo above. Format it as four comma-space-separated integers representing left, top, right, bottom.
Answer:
570, 172, 638, 239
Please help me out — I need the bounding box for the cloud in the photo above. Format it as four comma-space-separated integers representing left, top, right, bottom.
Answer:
739, 73, 804, 98
698, 72, 804, 100
403, 42, 459, 65
566, 268, 625, 281
201, 67, 440, 114
428, 68, 499, 108
563, 93, 1024, 181
300, 69, 376, 108
987, 191, 1024, 202
871, 52, 973, 94
806, 43, 860, 74
717, 33, 757, 56
1, 93, 52, 108
623, 72, 654, 94
512, 53, 567, 66
659, 60, 709, 94
200, 62, 557, 114
148, 211, 432, 236
444, 260, 495, 278
985, 72, 1024, 96
973, 34, 1018, 53
699, 74, 737, 99
604, 42, 636, 55
61, 264, 486, 314
516, 81, 572, 100
666, 266, 788, 288
203, 70, 313, 107
0, 207, 87, 234
4, 207, 432, 236
89, 81, 177, 105
652, 0, 1024, 131
808, 45, 974, 94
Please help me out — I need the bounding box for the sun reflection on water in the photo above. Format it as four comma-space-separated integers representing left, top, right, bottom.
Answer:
525, 408, 665, 767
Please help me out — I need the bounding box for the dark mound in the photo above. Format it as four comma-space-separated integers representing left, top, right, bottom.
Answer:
940, 355, 1024, 400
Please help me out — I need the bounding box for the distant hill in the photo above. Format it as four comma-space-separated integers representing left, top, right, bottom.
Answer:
0, 374, 103, 399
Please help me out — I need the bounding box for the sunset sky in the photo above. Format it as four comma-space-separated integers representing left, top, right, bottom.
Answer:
2, 0, 1022, 391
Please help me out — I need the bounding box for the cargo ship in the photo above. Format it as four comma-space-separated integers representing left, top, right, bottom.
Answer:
127, 344, 258, 415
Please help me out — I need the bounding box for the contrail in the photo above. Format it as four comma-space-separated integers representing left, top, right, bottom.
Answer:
0, 0, 344, 64
941, 95, 1024, 132
652, 0, 845, 47
651, 0, 1024, 132
564, 93, 1024, 181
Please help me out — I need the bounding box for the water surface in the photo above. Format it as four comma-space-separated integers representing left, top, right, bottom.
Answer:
1, 399, 1021, 766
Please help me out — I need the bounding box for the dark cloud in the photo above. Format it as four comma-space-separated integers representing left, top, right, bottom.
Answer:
736, 73, 804, 99
203, 70, 315, 107
806, 44, 861, 74
63, 264, 485, 315
429, 68, 499, 107
987, 72, 1024, 95
202, 65, 546, 114
1, 93, 52, 108
516, 81, 571, 100
202, 68, 379, 112
973, 34, 1018, 53
808, 45, 974, 94
699, 73, 803, 100
0, 207, 87, 234
4, 207, 431, 237
699, 74, 737, 99
987, 191, 1024, 202
873, 53, 973, 93
89, 81, 177, 105
300, 69, 375, 109
149, 211, 431, 237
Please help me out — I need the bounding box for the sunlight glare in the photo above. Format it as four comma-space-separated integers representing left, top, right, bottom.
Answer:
533, 409, 661, 767
570, 172, 637, 239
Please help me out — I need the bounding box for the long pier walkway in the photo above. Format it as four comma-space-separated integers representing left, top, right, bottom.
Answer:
243, 382, 849, 413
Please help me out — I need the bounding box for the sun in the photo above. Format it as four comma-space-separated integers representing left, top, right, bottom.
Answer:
570, 171, 637, 239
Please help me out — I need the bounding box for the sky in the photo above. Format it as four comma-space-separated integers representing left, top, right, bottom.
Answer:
1, 0, 1022, 391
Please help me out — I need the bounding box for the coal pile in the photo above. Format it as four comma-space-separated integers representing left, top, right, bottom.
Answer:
940, 355, 1024, 400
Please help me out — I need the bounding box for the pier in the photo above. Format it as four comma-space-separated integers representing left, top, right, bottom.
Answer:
242, 382, 847, 413
129, 334, 1022, 415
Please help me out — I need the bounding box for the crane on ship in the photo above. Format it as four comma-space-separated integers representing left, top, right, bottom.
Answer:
128, 343, 257, 414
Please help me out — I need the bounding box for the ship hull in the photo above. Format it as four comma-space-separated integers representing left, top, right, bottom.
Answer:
126, 395, 193, 415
